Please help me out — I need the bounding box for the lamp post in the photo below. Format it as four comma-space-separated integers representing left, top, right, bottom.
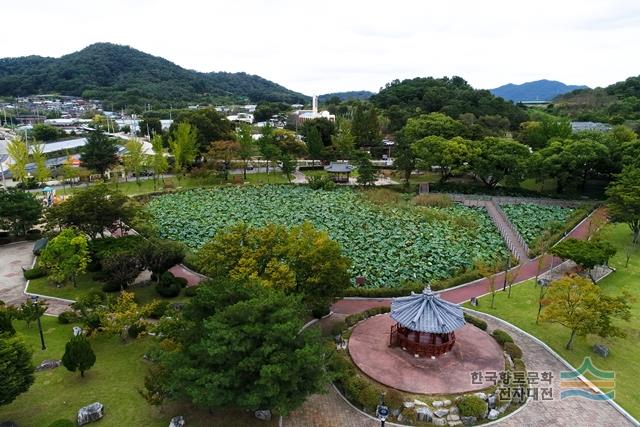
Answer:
30, 296, 46, 350
376, 393, 389, 427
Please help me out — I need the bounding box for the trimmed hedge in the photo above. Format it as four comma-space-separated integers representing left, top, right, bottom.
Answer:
504, 342, 523, 359
155, 272, 183, 298
458, 395, 488, 417
344, 306, 390, 327
513, 358, 526, 373
491, 329, 514, 346
464, 313, 488, 330
58, 311, 79, 324
23, 266, 47, 280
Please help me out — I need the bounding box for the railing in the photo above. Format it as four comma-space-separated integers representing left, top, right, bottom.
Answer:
389, 324, 456, 358
493, 202, 530, 257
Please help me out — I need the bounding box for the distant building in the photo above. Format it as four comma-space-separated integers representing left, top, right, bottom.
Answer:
571, 121, 612, 133
226, 113, 254, 124
289, 95, 335, 127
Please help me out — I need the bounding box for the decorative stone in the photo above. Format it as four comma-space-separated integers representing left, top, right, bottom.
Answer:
434, 408, 449, 418
450, 406, 459, 415
414, 398, 428, 406
497, 403, 510, 414
443, 399, 452, 406
416, 407, 433, 422
447, 414, 460, 422
448, 421, 462, 427
403, 401, 415, 409
169, 415, 185, 427
73, 326, 83, 336
487, 409, 499, 420
433, 418, 447, 426
473, 392, 487, 400
35, 359, 61, 371
77, 402, 105, 426
254, 410, 271, 421
461, 416, 477, 426
432, 400, 444, 408
487, 394, 497, 409
593, 344, 609, 358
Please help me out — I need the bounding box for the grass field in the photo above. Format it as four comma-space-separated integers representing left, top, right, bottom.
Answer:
0, 317, 277, 426
464, 223, 640, 418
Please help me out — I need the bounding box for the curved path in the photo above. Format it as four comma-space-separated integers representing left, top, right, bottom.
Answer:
0, 241, 71, 315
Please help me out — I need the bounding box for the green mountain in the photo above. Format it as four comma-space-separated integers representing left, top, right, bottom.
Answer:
0, 43, 308, 109
318, 91, 374, 102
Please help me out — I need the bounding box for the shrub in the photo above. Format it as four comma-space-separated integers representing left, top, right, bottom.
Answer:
47, 420, 75, 427
311, 304, 331, 319
330, 320, 347, 337
412, 193, 453, 208
464, 313, 487, 330
86, 259, 101, 272
504, 342, 523, 359
512, 358, 526, 373
58, 310, 79, 324
328, 351, 353, 381
344, 375, 381, 411
362, 188, 402, 205
183, 286, 199, 297
127, 322, 146, 338
491, 329, 514, 346
155, 272, 182, 298
101, 281, 121, 293
458, 395, 488, 417
23, 266, 47, 280
384, 388, 404, 410
25, 229, 42, 241
344, 306, 390, 327
308, 174, 336, 191
146, 301, 170, 319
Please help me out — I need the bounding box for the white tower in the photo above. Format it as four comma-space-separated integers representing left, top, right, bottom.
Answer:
312, 95, 318, 114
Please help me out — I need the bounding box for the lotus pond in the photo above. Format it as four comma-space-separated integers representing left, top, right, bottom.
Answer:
500, 203, 576, 246
146, 186, 509, 288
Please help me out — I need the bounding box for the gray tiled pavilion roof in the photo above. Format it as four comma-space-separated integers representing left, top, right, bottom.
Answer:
324, 162, 354, 173
390, 286, 466, 333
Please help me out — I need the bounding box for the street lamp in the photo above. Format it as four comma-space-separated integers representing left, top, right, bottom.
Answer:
376, 393, 390, 427
30, 296, 46, 350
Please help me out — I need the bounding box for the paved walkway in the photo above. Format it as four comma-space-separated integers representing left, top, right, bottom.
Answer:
0, 241, 71, 315
468, 311, 636, 426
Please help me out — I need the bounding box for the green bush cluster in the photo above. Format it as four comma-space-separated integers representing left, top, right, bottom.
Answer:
127, 322, 146, 338
344, 306, 390, 327
57, 311, 79, 324
513, 358, 526, 373
491, 329, 514, 346
183, 285, 199, 297
463, 313, 487, 330
457, 395, 488, 417
308, 174, 336, 191
23, 266, 47, 280
343, 374, 382, 412
311, 304, 331, 319
504, 342, 523, 360
155, 272, 187, 298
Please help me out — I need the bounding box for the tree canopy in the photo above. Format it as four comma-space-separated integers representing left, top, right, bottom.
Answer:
0, 189, 42, 236
80, 129, 118, 178
170, 108, 234, 154
40, 228, 90, 287
606, 166, 640, 243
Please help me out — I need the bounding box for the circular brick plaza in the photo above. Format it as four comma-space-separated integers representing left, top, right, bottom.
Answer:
348, 313, 505, 394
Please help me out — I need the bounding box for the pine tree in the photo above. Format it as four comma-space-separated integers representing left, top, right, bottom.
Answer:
62, 335, 96, 377
0, 335, 35, 406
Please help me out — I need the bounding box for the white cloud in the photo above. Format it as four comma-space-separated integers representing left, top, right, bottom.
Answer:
3, 0, 639, 95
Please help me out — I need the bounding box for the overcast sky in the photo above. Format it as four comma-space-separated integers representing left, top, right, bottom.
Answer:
3, 0, 640, 95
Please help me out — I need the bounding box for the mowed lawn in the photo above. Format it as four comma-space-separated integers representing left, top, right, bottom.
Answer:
464, 223, 640, 419
0, 316, 277, 426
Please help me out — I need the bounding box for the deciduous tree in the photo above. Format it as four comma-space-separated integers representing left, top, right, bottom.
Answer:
39, 228, 90, 287
606, 166, 640, 243
169, 122, 197, 178
123, 139, 145, 185
541, 275, 632, 349
6, 137, 29, 183
550, 238, 617, 283
0, 189, 42, 236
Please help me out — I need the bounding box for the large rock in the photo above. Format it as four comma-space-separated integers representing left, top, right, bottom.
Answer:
35, 359, 61, 371
403, 401, 415, 409
487, 394, 497, 409
593, 344, 609, 358
473, 392, 487, 401
442, 399, 452, 407
497, 403, 510, 414
414, 398, 428, 406
73, 326, 83, 336
169, 416, 185, 427
77, 402, 105, 426
416, 407, 433, 422
433, 418, 447, 426
432, 400, 444, 408
434, 408, 449, 418
449, 406, 459, 415
447, 414, 460, 422
461, 416, 477, 426
254, 410, 271, 421
487, 409, 500, 420
448, 422, 462, 427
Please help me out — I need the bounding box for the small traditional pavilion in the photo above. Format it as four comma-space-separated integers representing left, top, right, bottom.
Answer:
389, 286, 466, 357
324, 162, 354, 183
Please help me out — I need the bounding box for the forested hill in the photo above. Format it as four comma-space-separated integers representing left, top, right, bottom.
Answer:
318, 91, 374, 102
550, 75, 640, 123
370, 76, 528, 131
490, 79, 588, 102
0, 43, 308, 109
